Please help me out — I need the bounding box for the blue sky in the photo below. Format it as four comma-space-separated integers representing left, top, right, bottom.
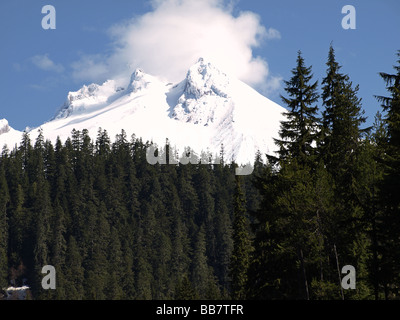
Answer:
0, 0, 399, 131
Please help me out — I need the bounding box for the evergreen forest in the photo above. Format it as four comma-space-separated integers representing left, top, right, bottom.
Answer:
0, 47, 399, 300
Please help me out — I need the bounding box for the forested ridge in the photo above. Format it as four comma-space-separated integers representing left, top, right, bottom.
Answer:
0, 47, 399, 300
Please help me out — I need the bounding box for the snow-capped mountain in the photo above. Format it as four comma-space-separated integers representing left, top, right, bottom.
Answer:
0, 119, 10, 135
0, 58, 287, 167
0, 119, 24, 150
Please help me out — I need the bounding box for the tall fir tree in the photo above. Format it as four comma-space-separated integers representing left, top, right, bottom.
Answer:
320, 45, 367, 179
247, 162, 285, 299
274, 50, 320, 166
230, 175, 251, 299
374, 50, 400, 299
175, 274, 198, 300
31, 131, 53, 298
191, 224, 219, 299
64, 235, 84, 299
0, 162, 10, 288
319, 45, 371, 299
351, 113, 385, 299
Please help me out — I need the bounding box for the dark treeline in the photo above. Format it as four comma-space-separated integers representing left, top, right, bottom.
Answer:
0, 46, 399, 300
248, 47, 400, 300
0, 126, 248, 299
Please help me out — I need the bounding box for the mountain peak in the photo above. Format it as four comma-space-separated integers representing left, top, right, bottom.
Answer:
0, 57, 287, 167
54, 80, 121, 119
127, 68, 156, 94
0, 119, 10, 135
168, 58, 233, 126
184, 57, 229, 100
131, 68, 145, 80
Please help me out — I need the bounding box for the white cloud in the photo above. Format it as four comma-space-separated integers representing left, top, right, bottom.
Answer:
31, 54, 64, 73
265, 27, 281, 40
71, 0, 281, 93
71, 54, 109, 81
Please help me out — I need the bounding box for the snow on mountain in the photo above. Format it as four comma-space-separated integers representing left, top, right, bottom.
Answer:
170, 57, 230, 126
0, 119, 10, 135
0, 58, 287, 167
0, 119, 23, 150
168, 58, 287, 164
54, 80, 125, 120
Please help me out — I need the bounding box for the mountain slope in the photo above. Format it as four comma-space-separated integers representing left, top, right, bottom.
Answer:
0, 119, 23, 150
0, 58, 287, 166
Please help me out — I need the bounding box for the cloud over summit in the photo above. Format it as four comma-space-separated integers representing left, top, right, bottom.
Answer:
72, 0, 281, 93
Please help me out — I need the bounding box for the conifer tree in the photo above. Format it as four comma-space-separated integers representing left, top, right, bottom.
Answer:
31, 131, 53, 298
274, 50, 320, 165
106, 226, 124, 299
152, 232, 172, 299
247, 162, 284, 299
175, 274, 198, 300
177, 162, 199, 235
319, 45, 371, 299
51, 202, 67, 299
230, 175, 251, 300
121, 239, 136, 299
84, 202, 110, 300
213, 192, 233, 291
0, 163, 10, 288
7, 183, 27, 277
320, 45, 367, 178
249, 50, 342, 300
192, 225, 213, 298
170, 208, 191, 294
374, 50, 400, 299
19, 131, 32, 173
64, 235, 84, 299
